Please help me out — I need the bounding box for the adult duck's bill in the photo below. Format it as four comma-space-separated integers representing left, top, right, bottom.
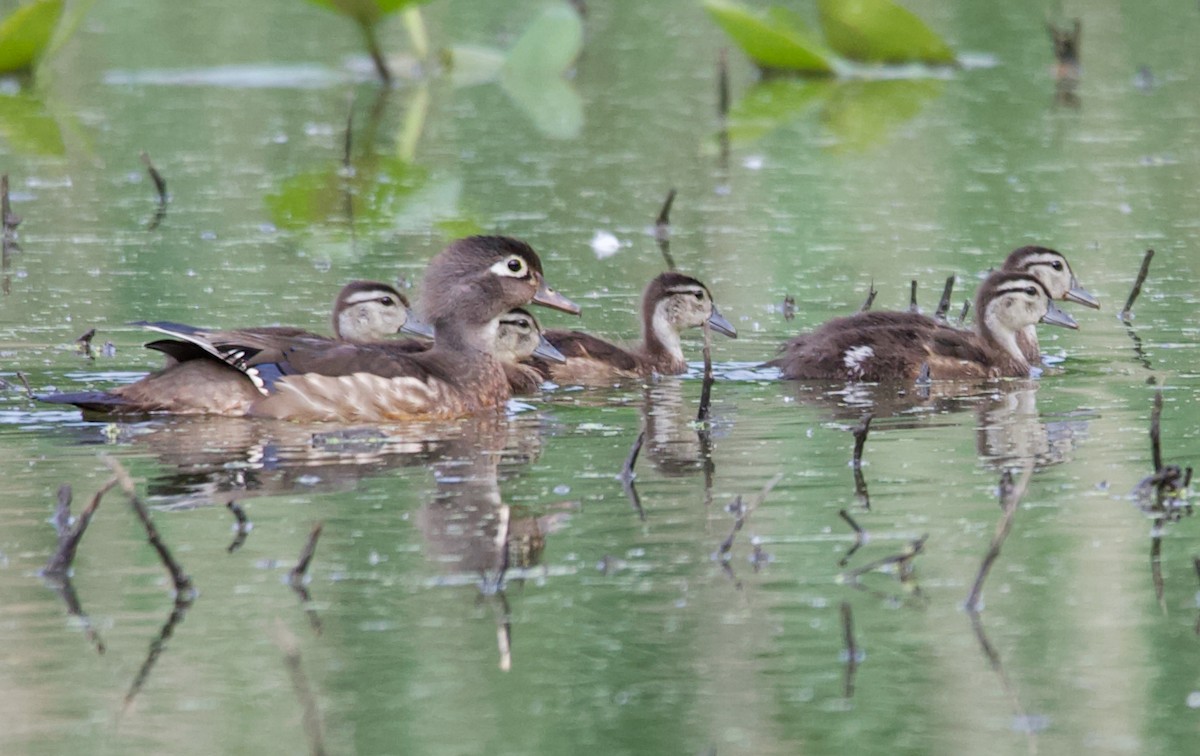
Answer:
533, 282, 581, 315
401, 310, 436, 339
1066, 276, 1101, 309
532, 335, 567, 364
707, 307, 738, 338
1041, 300, 1079, 329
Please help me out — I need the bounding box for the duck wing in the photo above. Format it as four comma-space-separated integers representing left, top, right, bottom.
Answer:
542, 330, 641, 371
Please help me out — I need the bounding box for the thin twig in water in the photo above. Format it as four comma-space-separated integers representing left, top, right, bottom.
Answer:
271, 619, 327, 756
717, 48, 730, 121
782, 294, 796, 321
851, 413, 872, 470
841, 601, 858, 698
964, 466, 1033, 611
860, 281, 878, 312
655, 187, 677, 229
289, 522, 324, 586
697, 322, 714, 423
934, 276, 955, 322
1194, 557, 1200, 636
342, 95, 356, 169
838, 509, 867, 567
105, 456, 193, 596
141, 152, 167, 207
1120, 249, 1154, 322
1150, 387, 1164, 473
845, 534, 929, 581
15, 371, 33, 398
717, 473, 784, 560
654, 188, 678, 271
619, 427, 646, 519
122, 595, 193, 711
44, 479, 117, 576
908, 280, 919, 313
957, 299, 971, 325
76, 328, 96, 359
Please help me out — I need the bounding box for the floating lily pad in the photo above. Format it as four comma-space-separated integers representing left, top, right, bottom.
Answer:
726, 78, 828, 142
703, 0, 835, 75
816, 0, 955, 65
0, 0, 65, 75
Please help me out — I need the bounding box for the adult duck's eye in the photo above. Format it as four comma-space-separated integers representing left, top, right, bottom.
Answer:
508, 258, 524, 273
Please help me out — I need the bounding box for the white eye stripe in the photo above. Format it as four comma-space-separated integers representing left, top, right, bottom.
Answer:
344, 291, 396, 305
489, 256, 529, 278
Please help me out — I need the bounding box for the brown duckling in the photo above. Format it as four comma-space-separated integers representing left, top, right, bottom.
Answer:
495, 308, 564, 395
532, 271, 737, 385
999, 246, 1099, 362
768, 271, 1077, 382
136, 280, 433, 369
42, 236, 580, 421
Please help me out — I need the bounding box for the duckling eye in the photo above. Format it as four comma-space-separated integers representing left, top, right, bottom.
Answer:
1050, 261, 1063, 271
1025, 287, 1038, 296
692, 290, 704, 300
379, 297, 396, 307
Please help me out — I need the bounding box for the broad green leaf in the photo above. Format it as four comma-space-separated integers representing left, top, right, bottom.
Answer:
703, 0, 835, 75
816, 0, 955, 65
500, 4, 585, 139
725, 78, 827, 142
819, 79, 942, 151
266, 157, 429, 231
0, 92, 65, 154
0, 0, 65, 74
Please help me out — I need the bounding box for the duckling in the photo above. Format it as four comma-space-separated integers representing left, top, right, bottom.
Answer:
531, 271, 737, 385
768, 272, 1077, 382
136, 280, 432, 369
494, 308, 564, 395
42, 236, 579, 421
999, 246, 1099, 362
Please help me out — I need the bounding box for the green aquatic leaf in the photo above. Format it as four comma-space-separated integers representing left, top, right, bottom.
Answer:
725, 78, 828, 142
500, 4, 585, 139
0, 0, 65, 74
703, 0, 835, 75
816, 0, 955, 65
0, 93, 65, 154
819, 79, 942, 151
266, 157, 429, 231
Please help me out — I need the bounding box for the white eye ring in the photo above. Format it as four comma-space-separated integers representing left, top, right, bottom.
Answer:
490, 256, 528, 278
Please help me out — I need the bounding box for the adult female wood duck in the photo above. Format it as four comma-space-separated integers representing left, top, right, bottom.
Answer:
767, 271, 1078, 382
999, 246, 1099, 362
530, 271, 737, 385
42, 236, 580, 421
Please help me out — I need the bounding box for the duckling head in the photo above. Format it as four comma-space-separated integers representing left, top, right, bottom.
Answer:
1002, 246, 1100, 309
418, 236, 579, 332
332, 281, 429, 342
979, 272, 1078, 355
643, 271, 738, 341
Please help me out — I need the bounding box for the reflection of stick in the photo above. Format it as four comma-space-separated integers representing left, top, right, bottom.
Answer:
655, 188, 678, 271
141, 152, 168, 209
619, 428, 645, 483
655, 187, 677, 229
271, 619, 327, 756
2, 173, 21, 233
846, 534, 928, 580
123, 595, 194, 711
717, 48, 730, 121
1194, 557, 1200, 636
964, 466, 1033, 611
1150, 521, 1166, 614
717, 473, 784, 559
289, 522, 324, 586
105, 456, 193, 596
838, 509, 866, 567
841, 602, 858, 698
44, 479, 117, 576
697, 322, 714, 423
851, 413, 872, 470
227, 501, 250, 553
1120, 249, 1154, 321
934, 276, 955, 322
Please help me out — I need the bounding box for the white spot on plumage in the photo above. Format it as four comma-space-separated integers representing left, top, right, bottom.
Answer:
843, 345, 874, 379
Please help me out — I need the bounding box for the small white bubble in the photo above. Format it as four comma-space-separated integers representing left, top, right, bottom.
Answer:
553, 484, 570, 495
1187, 691, 1200, 709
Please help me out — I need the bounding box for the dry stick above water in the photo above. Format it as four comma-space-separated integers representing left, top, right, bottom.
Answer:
964, 465, 1033, 611
104, 455, 194, 597
860, 281, 878, 312
697, 322, 715, 423
934, 276, 956, 322
2, 173, 21, 233
1120, 249, 1154, 322
908, 280, 919, 313
44, 480, 116, 576
654, 187, 678, 271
